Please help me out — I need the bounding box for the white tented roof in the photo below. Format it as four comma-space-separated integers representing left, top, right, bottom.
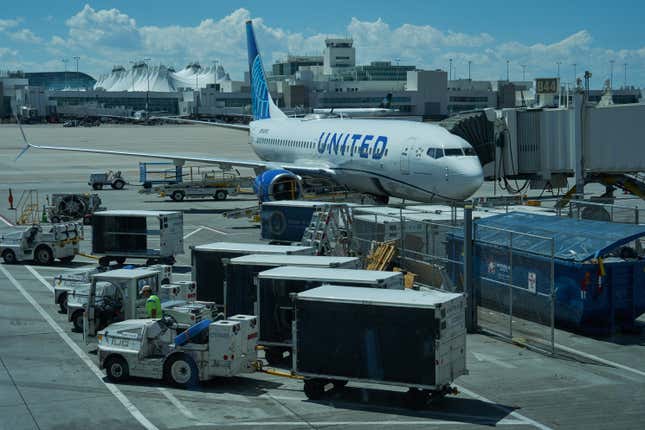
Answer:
297, 285, 462, 308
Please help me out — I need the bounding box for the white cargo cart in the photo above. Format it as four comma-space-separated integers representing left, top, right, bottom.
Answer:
97, 314, 259, 387
0, 223, 83, 265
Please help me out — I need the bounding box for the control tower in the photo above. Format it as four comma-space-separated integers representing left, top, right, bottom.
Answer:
323, 38, 355, 75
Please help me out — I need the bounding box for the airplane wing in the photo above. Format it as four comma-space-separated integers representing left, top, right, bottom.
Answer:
153, 116, 250, 131
16, 121, 333, 177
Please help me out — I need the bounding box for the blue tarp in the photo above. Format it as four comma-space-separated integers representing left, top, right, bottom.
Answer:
457, 212, 645, 262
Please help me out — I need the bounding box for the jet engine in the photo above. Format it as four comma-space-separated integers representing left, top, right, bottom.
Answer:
253, 169, 303, 202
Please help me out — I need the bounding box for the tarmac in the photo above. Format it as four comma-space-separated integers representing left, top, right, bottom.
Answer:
1, 123, 644, 429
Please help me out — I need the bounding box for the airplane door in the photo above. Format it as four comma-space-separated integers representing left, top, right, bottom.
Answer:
400, 146, 411, 175
400, 138, 416, 175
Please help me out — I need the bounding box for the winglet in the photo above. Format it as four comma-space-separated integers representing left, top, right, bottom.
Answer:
14, 115, 32, 161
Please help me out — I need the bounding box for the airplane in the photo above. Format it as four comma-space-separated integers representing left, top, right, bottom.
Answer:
16, 20, 484, 204
313, 93, 401, 117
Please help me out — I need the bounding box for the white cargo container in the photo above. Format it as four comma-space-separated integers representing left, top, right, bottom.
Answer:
224, 254, 361, 316
256, 266, 403, 364
191, 242, 314, 306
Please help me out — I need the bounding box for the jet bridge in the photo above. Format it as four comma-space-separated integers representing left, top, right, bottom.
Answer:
443, 100, 645, 198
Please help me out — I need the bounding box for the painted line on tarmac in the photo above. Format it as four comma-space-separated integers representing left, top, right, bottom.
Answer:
0, 213, 14, 226
159, 388, 200, 422
554, 342, 645, 378
0, 265, 159, 430
25, 265, 53, 292
200, 225, 229, 235
183, 227, 204, 240
456, 384, 552, 430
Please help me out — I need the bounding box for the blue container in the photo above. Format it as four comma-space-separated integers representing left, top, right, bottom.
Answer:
260, 201, 334, 242
446, 213, 645, 333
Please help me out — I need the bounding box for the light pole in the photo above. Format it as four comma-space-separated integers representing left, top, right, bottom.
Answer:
624, 62, 627, 88
468, 60, 472, 80
609, 60, 615, 88
449, 58, 453, 81
506, 60, 510, 81
573, 63, 577, 85
62, 58, 69, 89
521, 64, 527, 81
212, 60, 219, 85
556, 61, 561, 80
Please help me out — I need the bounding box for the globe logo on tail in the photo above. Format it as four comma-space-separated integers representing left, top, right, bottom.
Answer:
251, 56, 270, 120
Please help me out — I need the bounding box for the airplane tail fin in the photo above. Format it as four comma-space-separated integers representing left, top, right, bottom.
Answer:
246, 20, 286, 121
379, 93, 393, 109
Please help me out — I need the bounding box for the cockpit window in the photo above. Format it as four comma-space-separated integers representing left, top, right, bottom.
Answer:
444, 148, 464, 156
463, 147, 477, 156
427, 148, 444, 159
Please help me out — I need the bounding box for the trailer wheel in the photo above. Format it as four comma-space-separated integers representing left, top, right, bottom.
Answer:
115, 257, 126, 265
112, 179, 125, 190
105, 356, 129, 382
171, 191, 185, 202
264, 348, 285, 366
332, 380, 348, 389
34, 246, 54, 265
92, 183, 103, 190
303, 379, 326, 400
72, 310, 85, 332
98, 257, 111, 267
405, 388, 428, 410
165, 353, 199, 388
214, 190, 227, 201
60, 255, 75, 263
2, 249, 17, 264
58, 292, 68, 313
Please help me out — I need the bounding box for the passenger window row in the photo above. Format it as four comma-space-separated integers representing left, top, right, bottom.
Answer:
257, 137, 315, 149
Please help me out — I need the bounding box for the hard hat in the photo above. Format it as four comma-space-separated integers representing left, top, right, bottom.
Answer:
139, 285, 152, 295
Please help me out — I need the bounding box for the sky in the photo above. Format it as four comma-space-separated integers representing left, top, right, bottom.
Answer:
1, 1, 644, 88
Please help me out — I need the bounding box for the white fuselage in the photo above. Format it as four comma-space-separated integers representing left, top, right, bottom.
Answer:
249, 117, 484, 202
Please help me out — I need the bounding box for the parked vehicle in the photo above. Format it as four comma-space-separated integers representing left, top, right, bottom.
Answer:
0, 223, 83, 265
89, 170, 126, 190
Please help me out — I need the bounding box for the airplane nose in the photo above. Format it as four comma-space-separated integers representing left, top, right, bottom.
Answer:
452, 160, 484, 199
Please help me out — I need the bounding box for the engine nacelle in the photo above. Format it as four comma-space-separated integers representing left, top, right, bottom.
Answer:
253, 169, 302, 202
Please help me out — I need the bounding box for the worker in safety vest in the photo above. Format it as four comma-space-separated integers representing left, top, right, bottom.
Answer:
140, 285, 162, 318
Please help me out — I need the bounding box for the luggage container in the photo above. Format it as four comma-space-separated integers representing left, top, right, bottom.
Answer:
191, 242, 314, 305
224, 254, 361, 316
92, 210, 184, 267
256, 266, 403, 364
446, 212, 645, 333
260, 201, 347, 242
293, 285, 466, 407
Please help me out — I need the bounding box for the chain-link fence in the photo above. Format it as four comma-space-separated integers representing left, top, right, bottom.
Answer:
472, 224, 556, 354
351, 205, 464, 291
349, 203, 559, 354
563, 200, 643, 224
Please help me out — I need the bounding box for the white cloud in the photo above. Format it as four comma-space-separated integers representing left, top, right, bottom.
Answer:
0, 18, 21, 32
0, 47, 18, 57
11, 28, 43, 44
65, 4, 141, 49
21, 6, 644, 87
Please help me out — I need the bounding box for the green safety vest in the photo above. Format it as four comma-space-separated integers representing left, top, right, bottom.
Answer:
145, 295, 162, 318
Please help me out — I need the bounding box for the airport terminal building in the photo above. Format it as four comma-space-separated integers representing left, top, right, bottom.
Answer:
1, 36, 641, 121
